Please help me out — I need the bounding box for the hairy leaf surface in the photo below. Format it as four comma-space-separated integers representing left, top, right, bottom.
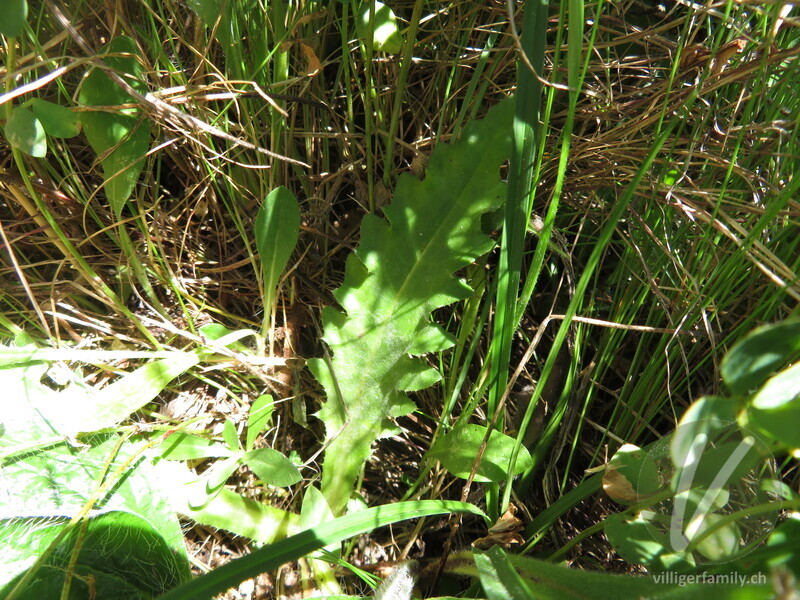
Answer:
309, 99, 514, 514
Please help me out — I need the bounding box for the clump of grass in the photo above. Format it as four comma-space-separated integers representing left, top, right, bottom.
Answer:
2, 0, 798, 595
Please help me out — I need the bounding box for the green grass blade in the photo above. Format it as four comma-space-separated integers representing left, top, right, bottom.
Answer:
382, 0, 423, 185
487, 0, 548, 520
475, 546, 536, 600
499, 0, 593, 513
515, 95, 695, 495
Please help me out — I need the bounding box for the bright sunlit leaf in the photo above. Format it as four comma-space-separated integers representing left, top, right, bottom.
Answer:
427, 424, 533, 483
356, 0, 403, 54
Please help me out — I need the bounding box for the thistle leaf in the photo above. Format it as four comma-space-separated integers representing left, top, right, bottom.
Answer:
309, 99, 514, 514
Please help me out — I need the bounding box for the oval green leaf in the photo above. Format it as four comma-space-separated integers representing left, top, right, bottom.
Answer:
752, 361, 800, 410
748, 401, 800, 450
721, 320, 800, 395
29, 98, 81, 138
222, 418, 241, 452
79, 36, 151, 217
246, 394, 275, 452
4, 107, 46, 157
671, 396, 741, 468
243, 448, 302, 487
254, 186, 301, 315
427, 424, 533, 483
690, 513, 742, 562
356, 0, 403, 54
675, 440, 762, 493
159, 433, 234, 461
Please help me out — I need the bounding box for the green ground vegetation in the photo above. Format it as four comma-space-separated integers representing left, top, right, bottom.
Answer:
1, 1, 799, 598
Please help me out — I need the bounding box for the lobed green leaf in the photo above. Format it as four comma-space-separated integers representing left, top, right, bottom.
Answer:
243, 448, 302, 487
308, 98, 514, 514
